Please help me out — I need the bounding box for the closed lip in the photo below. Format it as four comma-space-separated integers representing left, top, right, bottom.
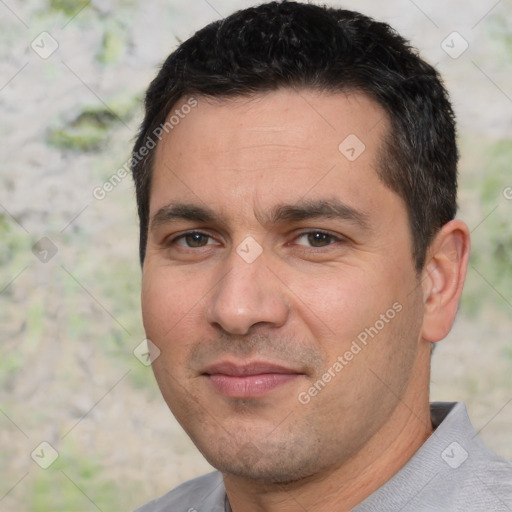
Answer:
201, 361, 302, 376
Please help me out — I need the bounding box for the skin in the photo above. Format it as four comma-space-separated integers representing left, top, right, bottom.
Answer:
141, 89, 470, 511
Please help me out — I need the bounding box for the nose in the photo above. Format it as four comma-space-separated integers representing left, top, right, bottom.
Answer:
206, 249, 290, 336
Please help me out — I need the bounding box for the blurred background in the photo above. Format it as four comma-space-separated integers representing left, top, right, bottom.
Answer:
1, 0, 511, 510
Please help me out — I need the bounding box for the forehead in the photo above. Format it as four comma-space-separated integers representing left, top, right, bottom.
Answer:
150, 88, 395, 219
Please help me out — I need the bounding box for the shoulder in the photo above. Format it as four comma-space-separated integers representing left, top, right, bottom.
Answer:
458, 440, 512, 509
430, 402, 512, 509
424, 402, 512, 510
134, 471, 226, 512
354, 402, 512, 512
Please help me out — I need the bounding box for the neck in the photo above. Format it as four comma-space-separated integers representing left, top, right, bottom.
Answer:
224, 379, 434, 512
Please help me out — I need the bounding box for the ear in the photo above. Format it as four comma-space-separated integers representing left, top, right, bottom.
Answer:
420, 220, 470, 343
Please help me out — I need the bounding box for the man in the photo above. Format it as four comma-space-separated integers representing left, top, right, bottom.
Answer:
132, 2, 512, 511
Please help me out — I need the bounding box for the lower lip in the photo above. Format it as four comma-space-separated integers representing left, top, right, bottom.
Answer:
206, 373, 300, 398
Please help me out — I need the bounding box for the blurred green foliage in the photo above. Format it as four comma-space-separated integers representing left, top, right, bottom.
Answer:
0, 213, 28, 267
30, 440, 139, 511
97, 23, 127, 64
47, 0, 90, 16
47, 93, 140, 152
461, 139, 512, 315
459, 5, 512, 316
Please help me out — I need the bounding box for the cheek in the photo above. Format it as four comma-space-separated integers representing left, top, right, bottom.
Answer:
141, 271, 171, 340
141, 265, 203, 349
289, 267, 393, 348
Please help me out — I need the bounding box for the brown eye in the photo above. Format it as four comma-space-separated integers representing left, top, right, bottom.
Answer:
307, 232, 333, 247
295, 231, 337, 248
175, 232, 212, 248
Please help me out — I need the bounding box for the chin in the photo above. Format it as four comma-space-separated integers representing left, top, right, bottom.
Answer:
199, 436, 324, 485
219, 461, 315, 485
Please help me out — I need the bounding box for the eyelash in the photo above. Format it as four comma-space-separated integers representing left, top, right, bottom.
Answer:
168, 229, 343, 249
293, 229, 342, 248
169, 231, 218, 248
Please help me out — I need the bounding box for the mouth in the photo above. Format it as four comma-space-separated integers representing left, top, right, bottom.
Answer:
201, 361, 304, 398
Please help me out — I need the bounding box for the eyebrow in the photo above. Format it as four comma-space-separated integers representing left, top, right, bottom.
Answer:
150, 198, 371, 232
150, 203, 220, 231
266, 199, 371, 231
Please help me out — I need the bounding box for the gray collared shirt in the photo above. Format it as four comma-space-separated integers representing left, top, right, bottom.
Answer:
135, 402, 512, 511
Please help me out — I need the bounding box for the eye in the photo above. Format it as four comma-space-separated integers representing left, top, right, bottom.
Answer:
173, 231, 219, 248
295, 231, 339, 248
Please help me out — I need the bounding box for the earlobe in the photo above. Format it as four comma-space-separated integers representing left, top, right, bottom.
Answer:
421, 220, 471, 343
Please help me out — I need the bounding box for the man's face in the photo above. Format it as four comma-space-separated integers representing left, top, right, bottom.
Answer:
142, 89, 427, 483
